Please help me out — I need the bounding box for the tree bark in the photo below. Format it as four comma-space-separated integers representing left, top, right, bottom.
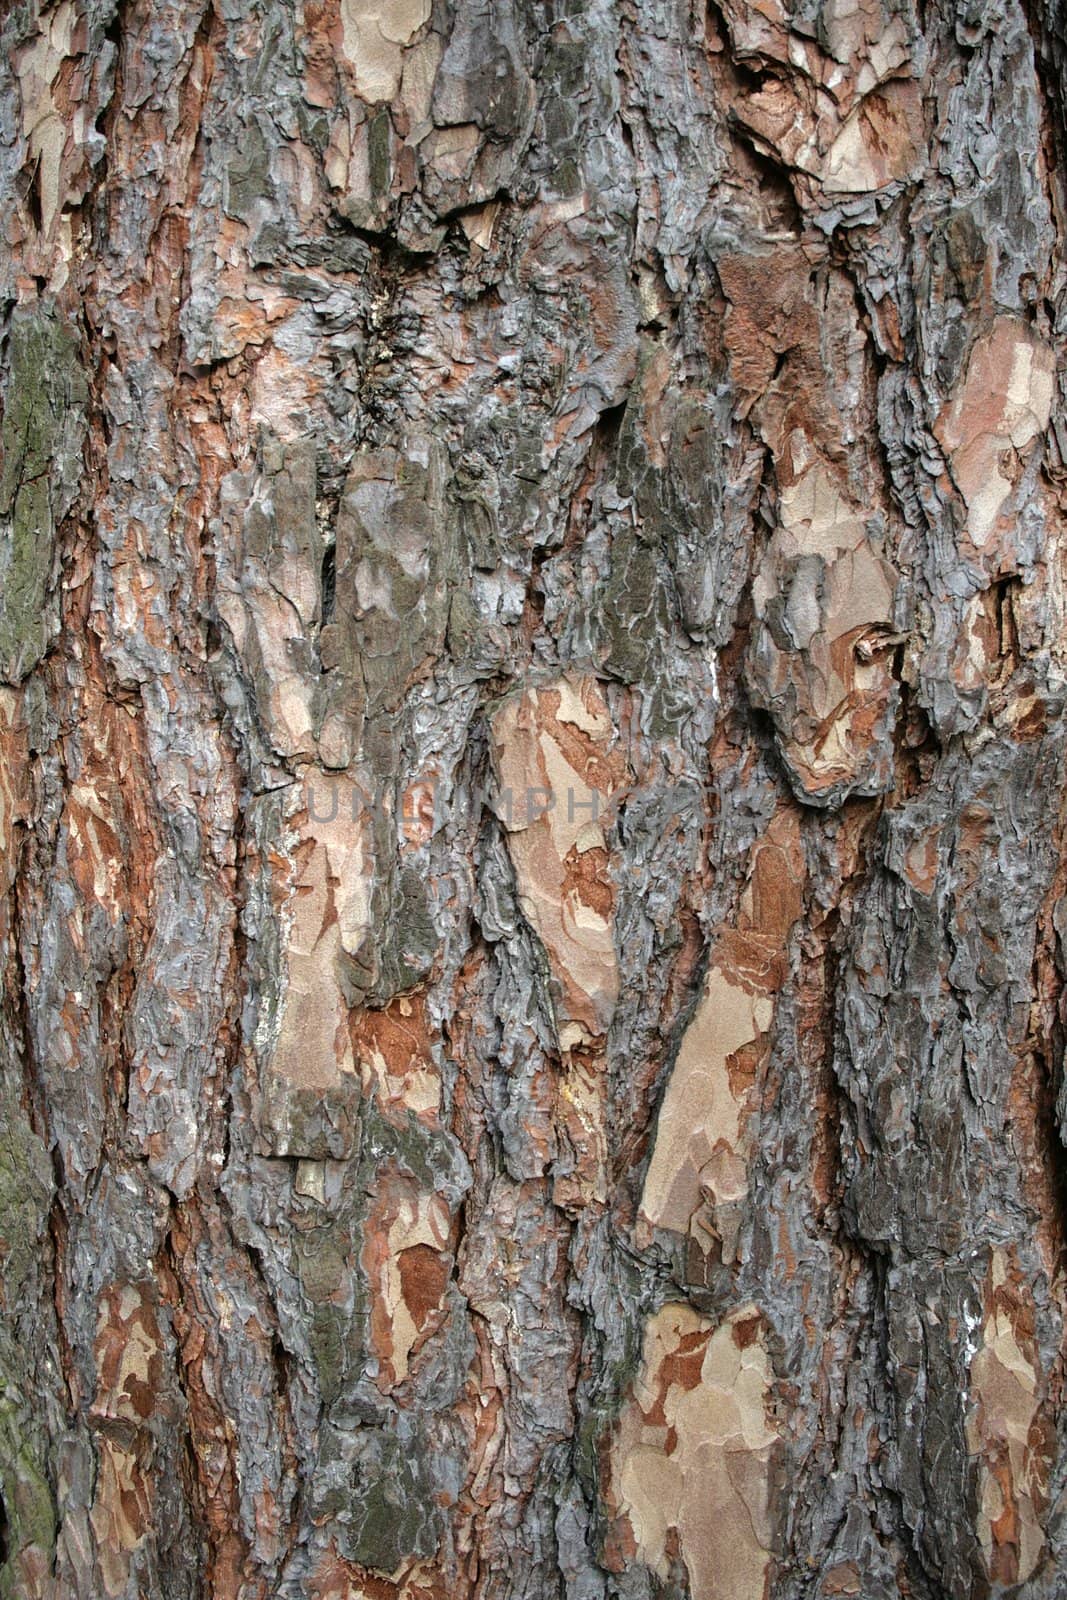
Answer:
3, 0, 1067, 1596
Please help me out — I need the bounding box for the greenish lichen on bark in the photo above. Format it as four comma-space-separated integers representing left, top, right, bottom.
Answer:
0, 306, 87, 684
0, 1078, 56, 1593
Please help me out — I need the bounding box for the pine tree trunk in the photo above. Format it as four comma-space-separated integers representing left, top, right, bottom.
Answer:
4, 1, 1067, 1596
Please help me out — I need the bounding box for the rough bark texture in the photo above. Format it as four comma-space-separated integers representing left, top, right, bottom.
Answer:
5, 1, 1067, 1597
